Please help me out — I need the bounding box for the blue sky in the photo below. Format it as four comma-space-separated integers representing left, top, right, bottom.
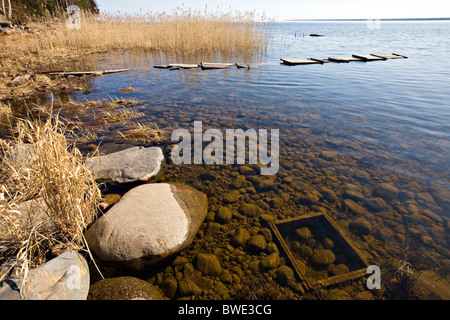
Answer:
95, 0, 450, 21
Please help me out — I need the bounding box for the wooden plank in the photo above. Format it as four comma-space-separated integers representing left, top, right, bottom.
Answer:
328, 56, 363, 63
168, 63, 199, 69
271, 212, 370, 291
371, 53, 408, 59
236, 63, 251, 69
200, 62, 235, 70
270, 222, 311, 291
281, 58, 321, 65
48, 69, 129, 77
309, 58, 327, 64
153, 65, 170, 69
352, 54, 386, 61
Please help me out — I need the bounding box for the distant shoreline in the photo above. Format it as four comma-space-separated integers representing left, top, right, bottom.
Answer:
285, 18, 450, 22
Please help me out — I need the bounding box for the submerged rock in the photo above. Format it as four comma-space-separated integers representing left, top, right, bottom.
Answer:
247, 235, 267, 253
349, 218, 372, 236
260, 252, 281, 270
87, 277, 166, 300
231, 227, 251, 247
0, 251, 89, 300
276, 265, 295, 286
373, 183, 398, 201
310, 249, 336, 268
85, 183, 207, 271
86, 146, 164, 183
295, 227, 312, 241
344, 199, 365, 215
238, 203, 263, 217
195, 253, 222, 277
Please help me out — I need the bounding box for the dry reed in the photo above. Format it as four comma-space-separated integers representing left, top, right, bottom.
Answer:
0, 8, 272, 76
0, 115, 101, 285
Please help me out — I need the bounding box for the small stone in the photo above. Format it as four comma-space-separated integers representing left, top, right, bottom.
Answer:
373, 183, 399, 201
299, 245, 313, 258
231, 227, 251, 247
88, 277, 166, 300
365, 198, 388, 212
323, 237, 334, 249
270, 198, 284, 208
310, 249, 336, 268
344, 199, 365, 215
259, 214, 274, 225
220, 270, 233, 284
266, 242, 279, 253
216, 206, 232, 224
255, 180, 277, 192
160, 277, 178, 299
298, 192, 320, 205
260, 252, 280, 270
321, 151, 338, 160
421, 235, 434, 247
343, 190, 365, 202
239, 165, 256, 176
399, 190, 415, 202
260, 228, 272, 242
327, 289, 351, 300
178, 279, 202, 297
223, 190, 240, 203
239, 203, 263, 217
320, 187, 338, 203
276, 265, 295, 286
247, 235, 267, 253
231, 179, 247, 189
195, 253, 222, 277
214, 281, 230, 298
295, 227, 312, 241
349, 219, 372, 235
330, 264, 349, 276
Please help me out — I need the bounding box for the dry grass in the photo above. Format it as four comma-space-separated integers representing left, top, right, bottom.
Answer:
116, 121, 168, 143
0, 115, 101, 285
0, 8, 273, 77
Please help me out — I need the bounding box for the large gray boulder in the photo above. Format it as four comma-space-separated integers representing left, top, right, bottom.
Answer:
85, 183, 208, 271
86, 146, 164, 184
0, 251, 90, 300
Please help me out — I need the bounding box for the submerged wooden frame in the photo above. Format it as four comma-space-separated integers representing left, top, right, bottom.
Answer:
270, 212, 370, 290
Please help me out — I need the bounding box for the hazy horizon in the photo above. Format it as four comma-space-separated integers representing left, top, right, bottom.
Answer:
95, 0, 450, 21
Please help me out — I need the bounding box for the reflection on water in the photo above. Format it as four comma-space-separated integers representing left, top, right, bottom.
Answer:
24, 22, 450, 299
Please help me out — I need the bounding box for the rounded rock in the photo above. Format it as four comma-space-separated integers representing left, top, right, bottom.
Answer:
310, 249, 336, 268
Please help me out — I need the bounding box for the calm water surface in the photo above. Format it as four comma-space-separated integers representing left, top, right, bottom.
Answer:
68, 21, 449, 298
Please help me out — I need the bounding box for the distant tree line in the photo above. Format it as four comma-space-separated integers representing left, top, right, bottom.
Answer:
1, 0, 98, 21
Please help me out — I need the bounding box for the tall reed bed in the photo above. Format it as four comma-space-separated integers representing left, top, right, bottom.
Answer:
0, 8, 273, 75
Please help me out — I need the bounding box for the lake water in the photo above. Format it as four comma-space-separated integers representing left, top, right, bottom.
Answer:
68, 21, 449, 299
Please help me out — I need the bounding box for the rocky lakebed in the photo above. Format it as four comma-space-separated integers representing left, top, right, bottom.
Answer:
1, 136, 449, 300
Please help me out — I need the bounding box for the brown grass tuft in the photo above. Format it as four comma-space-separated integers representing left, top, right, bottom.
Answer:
0, 115, 101, 285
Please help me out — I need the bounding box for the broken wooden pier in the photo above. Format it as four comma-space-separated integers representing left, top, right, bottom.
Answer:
282, 53, 407, 65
